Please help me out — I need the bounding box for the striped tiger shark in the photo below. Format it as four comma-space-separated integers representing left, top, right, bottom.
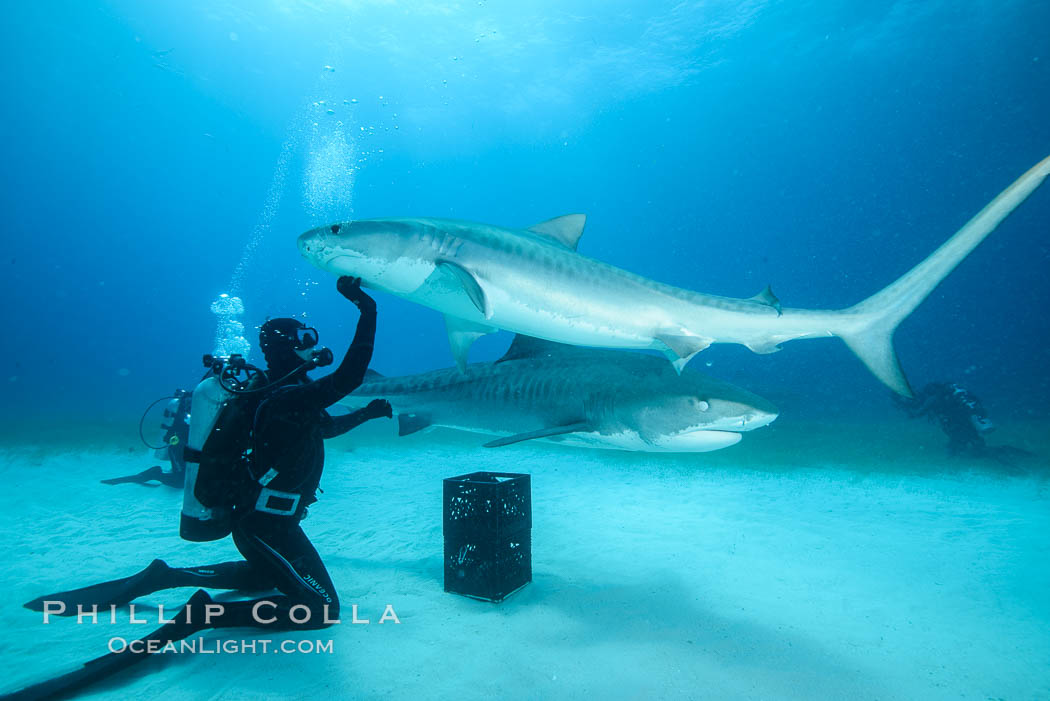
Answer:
300, 155, 1050, 396
344, 335, 778, 452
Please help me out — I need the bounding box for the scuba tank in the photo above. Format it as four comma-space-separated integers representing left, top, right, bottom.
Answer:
155, 390, 191, 472
153, 397, 180, 461
181, 355, 260, 542
139, 390, 192, 470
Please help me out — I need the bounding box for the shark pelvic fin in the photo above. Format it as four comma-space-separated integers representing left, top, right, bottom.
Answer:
745, 340, 782, 355
656, 332, 711, 374
437, 260, 491, 318
444, 315, 496, 372
749, 285, 782, 315
484, 422, 591, 448
398, 413, 433, 437
527, 214, 586, 251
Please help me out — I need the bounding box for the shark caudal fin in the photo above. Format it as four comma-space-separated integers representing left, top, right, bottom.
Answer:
836, 154, 1050, 397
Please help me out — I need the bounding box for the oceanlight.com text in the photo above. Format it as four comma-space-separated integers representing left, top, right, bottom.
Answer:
108, 637, 334, 655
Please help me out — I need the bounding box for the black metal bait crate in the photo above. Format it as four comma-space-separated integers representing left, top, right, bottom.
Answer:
443, 471, 532, 602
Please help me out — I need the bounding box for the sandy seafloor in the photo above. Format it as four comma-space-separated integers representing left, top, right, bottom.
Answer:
0, 416, 1047, 701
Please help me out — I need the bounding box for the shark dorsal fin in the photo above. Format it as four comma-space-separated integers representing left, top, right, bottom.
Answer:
497, 334, 576, 364
749, 285, 782, 315
527, 214, 586, 251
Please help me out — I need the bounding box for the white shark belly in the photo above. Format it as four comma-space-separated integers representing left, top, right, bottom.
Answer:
377, 396, 743, 454
552, 429, 742, 452
416, 261, 673, 349
485, 287, 657, 348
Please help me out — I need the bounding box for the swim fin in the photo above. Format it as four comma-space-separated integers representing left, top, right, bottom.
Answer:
101, 465, 183, 488
23, 559, 172, 615
22, 560, 262, 616
1, 589, 213, 701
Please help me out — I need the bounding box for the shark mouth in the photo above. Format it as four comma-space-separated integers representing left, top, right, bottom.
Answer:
323, 252, 364, 268
690, 411, 778, 434
648, 429, 743, 452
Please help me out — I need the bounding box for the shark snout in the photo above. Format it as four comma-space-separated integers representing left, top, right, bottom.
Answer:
741, 407, 778, 430
297, 230, 323, 256
699, 403, 778, 432
298, 227, 363, 268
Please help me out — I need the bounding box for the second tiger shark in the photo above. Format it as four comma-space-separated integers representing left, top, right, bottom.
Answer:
299, 155, 1050, 396
344, 334, 778, 452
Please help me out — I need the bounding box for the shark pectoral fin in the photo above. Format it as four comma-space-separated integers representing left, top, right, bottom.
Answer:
437, 260, 491, 319
749, 285, 782, 316
656, 332, 712, 374
527, 214, 586, 251
444, 315, 496, 372
483, 422, 591, 448
398, 413, 433, 437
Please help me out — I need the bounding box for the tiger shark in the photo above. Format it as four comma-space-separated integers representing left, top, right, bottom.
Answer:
300, 155, 1050, 396
344, 335, 778, 452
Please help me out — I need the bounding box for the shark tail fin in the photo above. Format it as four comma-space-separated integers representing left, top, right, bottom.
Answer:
836, 154, 1050, 397
837, 314, 912, 397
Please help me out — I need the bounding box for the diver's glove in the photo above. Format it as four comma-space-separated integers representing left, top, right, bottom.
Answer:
364, 399, 393, 419
338, 276, 376, 314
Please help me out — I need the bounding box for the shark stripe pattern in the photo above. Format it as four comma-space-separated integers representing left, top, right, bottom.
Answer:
300, 155, 1050, 396
343, 336, 778, 453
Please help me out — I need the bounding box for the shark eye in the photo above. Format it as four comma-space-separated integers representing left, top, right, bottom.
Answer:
697, 399, 710, 411
330, 224, 341, 234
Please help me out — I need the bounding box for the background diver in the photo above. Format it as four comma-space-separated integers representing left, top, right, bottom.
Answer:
101, 389, 193, 488
20, 276, 392, 696
893, 381, 1032, 465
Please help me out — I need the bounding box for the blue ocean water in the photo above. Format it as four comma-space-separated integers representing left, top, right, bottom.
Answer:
2, 5, 1050, 699
1, 0, 1048, 427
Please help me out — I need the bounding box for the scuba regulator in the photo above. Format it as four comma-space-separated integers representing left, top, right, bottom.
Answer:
205, 348, 334, 395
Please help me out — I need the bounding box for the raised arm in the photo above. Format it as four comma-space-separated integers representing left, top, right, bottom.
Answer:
275, 277, 378, 413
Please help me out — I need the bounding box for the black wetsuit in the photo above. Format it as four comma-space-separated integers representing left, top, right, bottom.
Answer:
214, 308, 378, 628
191, 303, 379, 630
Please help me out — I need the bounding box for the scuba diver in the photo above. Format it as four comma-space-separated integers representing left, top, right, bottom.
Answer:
17, 276, 391, 699
894, 381, 994, 455
893, 381, 1031, 464
101, 390, 193, 488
